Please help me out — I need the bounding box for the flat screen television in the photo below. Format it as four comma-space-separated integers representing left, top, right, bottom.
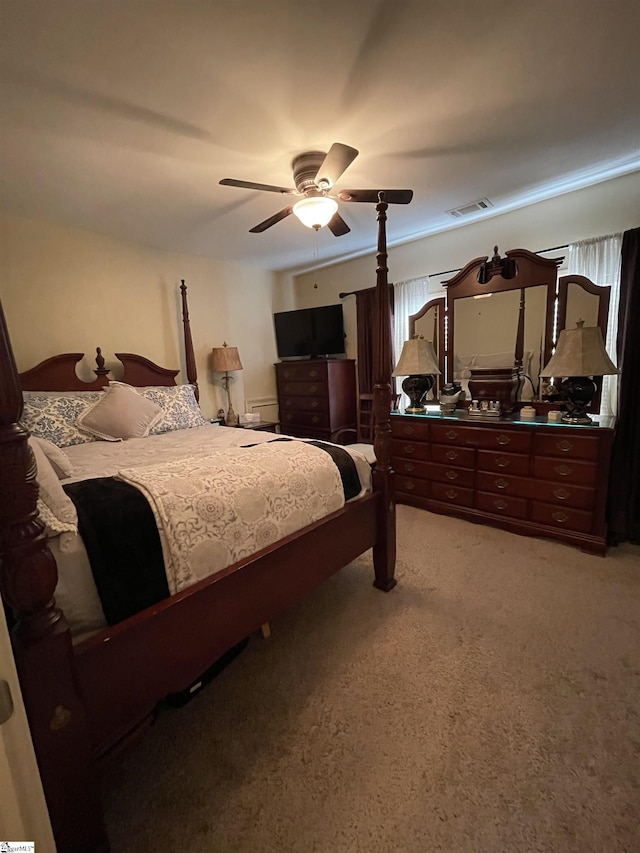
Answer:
274, 304, 346, 359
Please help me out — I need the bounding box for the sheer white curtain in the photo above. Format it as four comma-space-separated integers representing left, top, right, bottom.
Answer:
567, 233, 622, 416
393, 275, 431, 411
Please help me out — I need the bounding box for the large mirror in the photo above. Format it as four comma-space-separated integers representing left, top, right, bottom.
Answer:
407, 248, 611, 412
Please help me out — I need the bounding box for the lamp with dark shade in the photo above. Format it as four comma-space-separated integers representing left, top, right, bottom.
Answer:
211, 342, 243, 426
392, 336, 441, 414
540, 320, 618, 424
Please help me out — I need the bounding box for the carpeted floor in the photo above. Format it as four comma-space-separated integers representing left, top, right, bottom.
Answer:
102, 506, 640, 852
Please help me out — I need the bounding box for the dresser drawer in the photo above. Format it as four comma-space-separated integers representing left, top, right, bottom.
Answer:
431, 482, 474, 507
476, 471, 531, 498
278, 380, 328, 397
280, 410, 330, 429
531, 502, 593, 534
534, 432, 600, 461
283, 425, 330, 441
477, 450, 530, 476
392, 438, 431, 461
394, 458, 432, 479
531, 480, 595, 510
431, 444, 475, 467
277, 363, 328, 382
280, 395, 329, 413
477, 429, 531, 453
395, 476, 430, 499
391, 418, 430, 441
477, 491, 528, 520
431, 423, 483, 446
533, 456, 597, 486
427, 462, 475, 489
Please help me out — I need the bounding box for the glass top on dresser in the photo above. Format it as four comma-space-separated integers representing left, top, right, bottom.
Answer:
391, 409, 615, 430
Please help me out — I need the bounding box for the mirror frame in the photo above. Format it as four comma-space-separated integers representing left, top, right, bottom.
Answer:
443, 248, 562, 391
408, 296, 446, 397
556, 273, 611, 412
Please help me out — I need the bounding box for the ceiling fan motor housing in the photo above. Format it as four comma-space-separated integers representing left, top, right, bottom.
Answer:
292, 151, 328, 194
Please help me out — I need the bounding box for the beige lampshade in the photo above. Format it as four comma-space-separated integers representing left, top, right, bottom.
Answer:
540, 321, 618, 378
392, 337, 441, 377
211, 343, 243, 372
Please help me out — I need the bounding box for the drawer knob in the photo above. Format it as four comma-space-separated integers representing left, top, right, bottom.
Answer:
555, 464, 572, 477
495, 456, 510, 468
403, 426, 415, 436
285, 400, 292, 407
446, 449, 458, 460
553, 487, 571, 500
404, 481, 415, 491
445, 489, 458, 500
403, 462, 416, 472
311, 400, 318, 408
446, 430, 458, 441
404, 444, 415, 454
493, 499, 508, 510
494, 478, 508, 489
557, 439, 573, 453
496, 434, 511, 446
311, 415, 319, 423
445, 470, 458, 481
552, 511, 569, 524
310, 385, 318, 393
309, 369, 318, 378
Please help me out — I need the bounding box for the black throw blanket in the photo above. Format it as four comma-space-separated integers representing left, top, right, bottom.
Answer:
63, 439, 362, 625
64, 478, 169, 626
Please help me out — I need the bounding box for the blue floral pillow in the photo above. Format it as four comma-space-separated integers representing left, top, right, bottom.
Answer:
109, 383, 206, 433
22, 391, 103, 447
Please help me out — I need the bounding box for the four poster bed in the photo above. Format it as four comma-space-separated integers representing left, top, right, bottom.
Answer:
0, 199, 397, 852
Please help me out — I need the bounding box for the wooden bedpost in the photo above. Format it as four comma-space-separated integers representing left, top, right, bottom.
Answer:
371, 193, 397, 592
180, 280, 199, 400
0, 300, 108, 852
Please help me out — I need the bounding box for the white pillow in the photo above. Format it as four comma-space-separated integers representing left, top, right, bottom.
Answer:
32, 436, 74, 479
109, 381, 206, 433
76, 383, 163, 441
28, 437, 78, 537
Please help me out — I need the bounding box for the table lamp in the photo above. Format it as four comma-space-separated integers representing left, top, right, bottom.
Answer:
211, 342, 243, 426
539, 321, 618, 424
392, 336, 441, 414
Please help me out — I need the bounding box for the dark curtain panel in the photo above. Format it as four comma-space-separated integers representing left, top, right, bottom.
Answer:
607, 227, 640, 545
354, 287, 395, 394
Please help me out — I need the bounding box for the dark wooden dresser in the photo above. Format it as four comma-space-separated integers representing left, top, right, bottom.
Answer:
392, 411, 615, 554
275, 359, 356, 442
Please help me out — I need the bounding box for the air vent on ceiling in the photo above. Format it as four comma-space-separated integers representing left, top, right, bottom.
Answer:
446, 198, 493, 218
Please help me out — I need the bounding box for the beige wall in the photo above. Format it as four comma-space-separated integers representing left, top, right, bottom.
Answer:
0, 214, 295, 418
292, 172, 640, 361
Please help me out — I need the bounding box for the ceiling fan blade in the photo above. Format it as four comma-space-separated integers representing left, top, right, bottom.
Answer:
220, 178, 297, 195
249, 206, 293, 233
315, 143, 359, 188
327, 212, 351, 237
337, 189, 414, 204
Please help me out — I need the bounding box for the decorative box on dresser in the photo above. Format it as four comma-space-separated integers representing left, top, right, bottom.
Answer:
391, 412, 615, 554
275, 359, 356, 442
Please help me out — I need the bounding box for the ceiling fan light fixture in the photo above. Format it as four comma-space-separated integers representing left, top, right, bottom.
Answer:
292, 196, 338, 230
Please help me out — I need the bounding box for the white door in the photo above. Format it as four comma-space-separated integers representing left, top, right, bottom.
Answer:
0, 598, 56, 851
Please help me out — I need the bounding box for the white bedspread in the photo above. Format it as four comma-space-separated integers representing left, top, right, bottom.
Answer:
55, 426, 371, 639
117, 441, 346, 595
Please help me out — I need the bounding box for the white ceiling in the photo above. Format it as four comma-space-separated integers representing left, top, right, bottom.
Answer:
1, 0, 639, 273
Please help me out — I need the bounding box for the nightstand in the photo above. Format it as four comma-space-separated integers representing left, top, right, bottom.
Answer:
234, 421, 280, 433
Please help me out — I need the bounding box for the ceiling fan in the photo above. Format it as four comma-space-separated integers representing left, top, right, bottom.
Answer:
219, 142, 413, 236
